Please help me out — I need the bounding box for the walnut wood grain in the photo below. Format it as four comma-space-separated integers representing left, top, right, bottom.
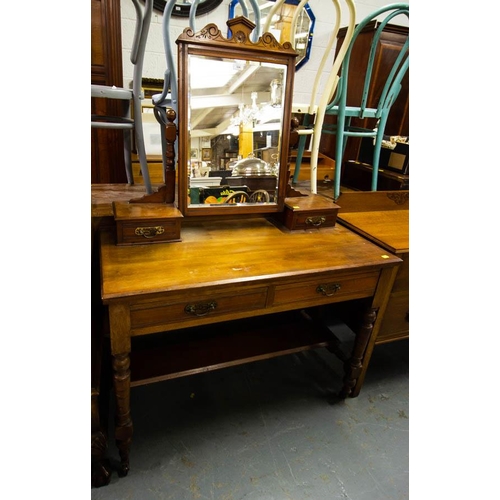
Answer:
338, 210, 409, 254
335, 190, 409, 395
99, 215, 401, 473
339, 307, 377, 398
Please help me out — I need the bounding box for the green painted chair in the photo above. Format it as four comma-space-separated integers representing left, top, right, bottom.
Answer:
297, 3, 410, 200
324, 3, 409, 200
291, 0, 357, 193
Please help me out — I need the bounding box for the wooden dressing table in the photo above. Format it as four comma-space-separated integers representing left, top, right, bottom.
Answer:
93, 15, 403, 479
95, 194, 401, 475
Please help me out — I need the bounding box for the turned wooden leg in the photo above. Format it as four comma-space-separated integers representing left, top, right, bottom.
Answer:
339, 307, 377, 399
91, 429, 112, 487
112, 352, 133, 476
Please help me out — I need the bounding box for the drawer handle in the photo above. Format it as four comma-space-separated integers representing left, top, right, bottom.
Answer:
135, 226, 165, 238
316, 283, 341, 296
184, 301, 218, 317
306, 216, 326, 227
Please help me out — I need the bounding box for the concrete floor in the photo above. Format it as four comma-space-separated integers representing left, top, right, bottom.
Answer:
92, 338, 409, 500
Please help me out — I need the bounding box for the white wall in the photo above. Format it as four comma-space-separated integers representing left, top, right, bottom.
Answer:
121, 0, 409, 105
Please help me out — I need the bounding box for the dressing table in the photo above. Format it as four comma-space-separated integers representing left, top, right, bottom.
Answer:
92, 18, 402, 478
96, 208, 401, 475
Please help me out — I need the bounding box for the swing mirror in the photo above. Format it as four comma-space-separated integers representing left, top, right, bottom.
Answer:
176, 17, 297, 216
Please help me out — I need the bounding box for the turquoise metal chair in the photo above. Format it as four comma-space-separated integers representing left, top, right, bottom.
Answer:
291, 0, 357, 193
323, 3, 409, 200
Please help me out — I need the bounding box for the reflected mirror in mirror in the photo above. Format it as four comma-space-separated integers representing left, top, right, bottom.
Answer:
153, 0, 224, 17
187, 55, 287, 207
228, 0, 315, 70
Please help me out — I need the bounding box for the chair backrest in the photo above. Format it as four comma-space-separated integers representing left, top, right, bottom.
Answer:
237, 0, 261, 41
307, 0, 356, 116
327, 3, 409, 119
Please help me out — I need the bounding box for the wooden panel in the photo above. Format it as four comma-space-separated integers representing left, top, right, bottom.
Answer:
376, 291, 409, 343
336, 190, 409, 213
340, 161, 409, 192
392, 253, 409, 293
91, 0, 127, 184
338, 210, 409, 254
320, 22, 409, 164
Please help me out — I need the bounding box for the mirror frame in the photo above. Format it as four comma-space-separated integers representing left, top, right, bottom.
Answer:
153, 0, 224, 17
176, 16, 297, 217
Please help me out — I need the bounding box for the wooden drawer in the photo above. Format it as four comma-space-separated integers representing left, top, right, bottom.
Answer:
117, 217, 181, 245
377, 291, 409, 343
113, 202, 183, 245
282, 194, 340, 230
393, 252, 409, 292
130, 287, 269, 335
272, 271, 379, 308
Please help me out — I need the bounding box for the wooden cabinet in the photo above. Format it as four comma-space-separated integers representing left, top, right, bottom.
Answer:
91, 0, 127, 184
320, 21, 409, 166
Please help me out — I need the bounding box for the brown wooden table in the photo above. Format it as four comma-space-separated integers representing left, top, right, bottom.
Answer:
335, 190, 409, 394
97, 200, 401, 476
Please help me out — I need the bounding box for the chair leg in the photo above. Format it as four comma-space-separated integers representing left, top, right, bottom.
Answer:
308, 112, 328, 195
371, 117, 388, 191
334, 120, 346, 201
123, 129, 134, 185
292, 113, 312, 185
292, 134, 307, 185
133, 101, 153, 195
134, 127, 153, 194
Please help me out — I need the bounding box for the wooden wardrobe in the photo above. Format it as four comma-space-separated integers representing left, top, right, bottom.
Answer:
91, 0, 127, 184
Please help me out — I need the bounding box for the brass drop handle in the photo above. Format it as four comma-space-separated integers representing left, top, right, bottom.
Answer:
135, 226, 165, 238
316, 283, 341, 297
306, 216, 326, 227
184, 301, 218, 317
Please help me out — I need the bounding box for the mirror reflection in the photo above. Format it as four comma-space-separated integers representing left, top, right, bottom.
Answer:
187, 54, 287, 206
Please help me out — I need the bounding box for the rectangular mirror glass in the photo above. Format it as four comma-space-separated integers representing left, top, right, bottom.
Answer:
188, 55, 286, 206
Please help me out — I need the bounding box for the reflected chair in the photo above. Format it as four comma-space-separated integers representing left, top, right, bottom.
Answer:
305, 3, 409, 200
91, 0, 153, 194
224, 191, 250, 203
291, 0, 357, 193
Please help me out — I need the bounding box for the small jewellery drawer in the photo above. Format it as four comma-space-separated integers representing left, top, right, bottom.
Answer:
283, 194, 340, 230
130, 287, 269, 334
117, 218, 181, 245
272, 271, 379, 308
288, 211, 339, 230
113, 202, 183, 245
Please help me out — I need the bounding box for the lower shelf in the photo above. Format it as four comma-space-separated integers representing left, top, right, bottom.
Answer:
130, 311, 334, 387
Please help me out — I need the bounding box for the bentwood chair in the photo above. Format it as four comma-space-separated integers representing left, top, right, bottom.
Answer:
91, 0, 153, 194
304, 3, 409, 200
152, 0, 236, 172
290, 0, 357, 193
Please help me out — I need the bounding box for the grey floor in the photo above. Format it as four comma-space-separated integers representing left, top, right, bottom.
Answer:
92, 338, 409, 500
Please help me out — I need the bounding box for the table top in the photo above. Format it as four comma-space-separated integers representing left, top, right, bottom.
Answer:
338, 210, 409, 255
100, 217, 401, 302
92, 184, 165, 218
